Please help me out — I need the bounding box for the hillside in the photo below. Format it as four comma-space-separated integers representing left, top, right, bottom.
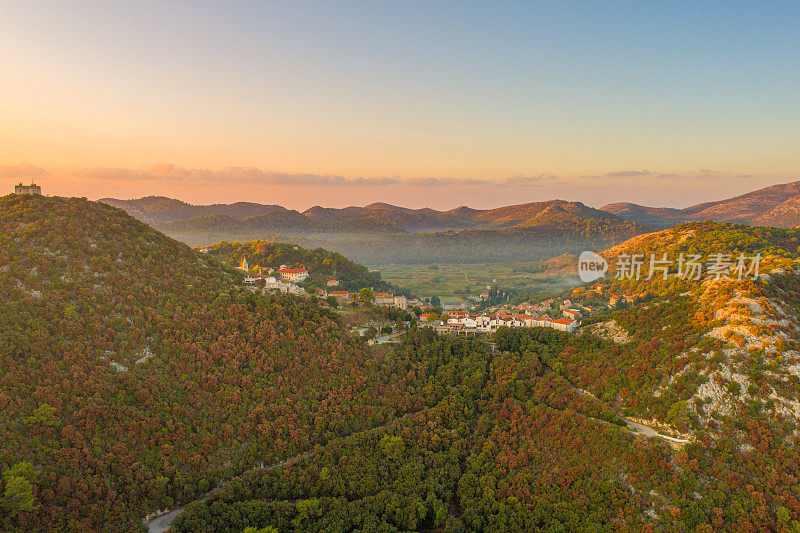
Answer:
6, 197, 800, 531
0, 195, 438, 531
567, 222, 800, 428
602, 179, 800, 227
201, 240, 399, 293
172, 222, 800, 531
99, 196, 286, 224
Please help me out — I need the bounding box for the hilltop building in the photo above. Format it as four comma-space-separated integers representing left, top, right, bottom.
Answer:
14, 183, 41, 195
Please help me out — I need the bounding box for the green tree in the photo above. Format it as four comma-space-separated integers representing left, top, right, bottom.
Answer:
363, 326, 378, 341
25, 403, 61, 427
379, 435, 406, 459
2, 462, 40, 517
359, 288, 375, 304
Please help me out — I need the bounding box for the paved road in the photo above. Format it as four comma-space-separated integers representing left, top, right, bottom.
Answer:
148, 508, 185, 533
145, 455, 303, 533
369, 331, 405, 345
144, 408, 421, 533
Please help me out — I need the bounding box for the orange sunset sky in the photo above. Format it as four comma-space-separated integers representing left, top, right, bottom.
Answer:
1, 2, 797, 209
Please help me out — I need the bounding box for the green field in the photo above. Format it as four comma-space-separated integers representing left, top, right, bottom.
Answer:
370, 261, 580, 300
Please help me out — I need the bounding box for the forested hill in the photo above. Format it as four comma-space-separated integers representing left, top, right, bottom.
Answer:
573, 221, 800, 432
173, 222, 800, 532
0, 195, 432, 531
8, 196, 800, 531
201, 240, 399, 293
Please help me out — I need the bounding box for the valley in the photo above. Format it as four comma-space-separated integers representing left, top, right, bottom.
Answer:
368, 261, 578, 300
5, 3, 798, 531
5, 194, 800, 531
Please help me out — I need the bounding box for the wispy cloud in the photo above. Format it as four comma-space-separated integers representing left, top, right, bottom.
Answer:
405, 176, 491, 187
73, 164, 562, 189
77, 165, 401, 187
503, 174, 562, 186
605, 169, 651, 177
0, 164, 49, 179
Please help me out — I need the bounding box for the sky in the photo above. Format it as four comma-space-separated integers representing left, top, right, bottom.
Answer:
1, 1, 798, 209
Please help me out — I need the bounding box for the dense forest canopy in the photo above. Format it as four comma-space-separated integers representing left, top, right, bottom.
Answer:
0, 196, 421, 531
5, 197, 800, 532
174, 323, 800, 532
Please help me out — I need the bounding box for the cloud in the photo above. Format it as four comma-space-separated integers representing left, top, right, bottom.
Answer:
0, 164, 49, 179
605, 169, 651, 177
406, 177, 491, 187
503, 174, 561, 186
77, 165, 401, 187
75, 164, 564, 189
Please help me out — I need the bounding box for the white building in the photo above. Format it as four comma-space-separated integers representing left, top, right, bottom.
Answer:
375, 292, 394, 306
551, 318, 578, 332
440, 312, 578, 335
278, 268, 309, 282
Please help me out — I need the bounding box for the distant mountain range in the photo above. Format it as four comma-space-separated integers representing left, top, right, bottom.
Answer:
601, 180, 800, 228
99, 179, 800, 264
100, 196, 626, 234
100, 197, 641, 263
101, 179, 800, 236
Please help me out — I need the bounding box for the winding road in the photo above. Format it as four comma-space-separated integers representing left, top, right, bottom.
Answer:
145, 407, 426, 533
147, 508, 185, 533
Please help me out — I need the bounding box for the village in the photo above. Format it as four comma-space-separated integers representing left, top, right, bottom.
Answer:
227, 255, 612, 338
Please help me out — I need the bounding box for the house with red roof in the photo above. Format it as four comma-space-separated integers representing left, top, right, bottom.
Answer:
329, 290, 351, 303
278, 267, 309, 282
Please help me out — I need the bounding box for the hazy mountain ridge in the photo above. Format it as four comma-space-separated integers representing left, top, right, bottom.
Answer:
101, 197, 643, 263
99, 196, 286, 224
601, 179, 800, 227
102, 196, 624, 233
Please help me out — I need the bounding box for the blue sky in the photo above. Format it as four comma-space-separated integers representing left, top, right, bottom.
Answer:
1, 1, 798, 207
